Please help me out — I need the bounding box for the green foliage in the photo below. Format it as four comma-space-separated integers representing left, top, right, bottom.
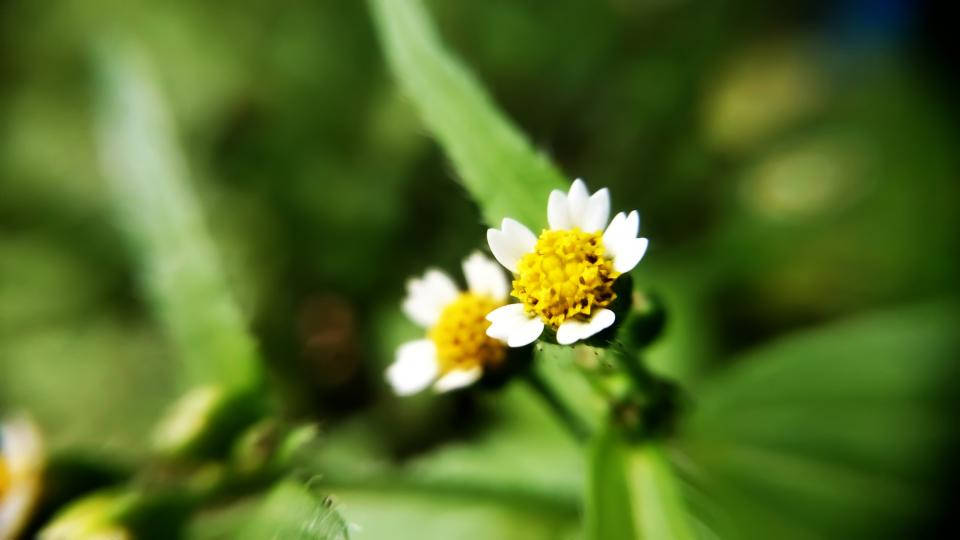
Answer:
3, 0, 959, 539
93, 40, 263, 391
674, 301, 960, 539
310, 383, 581, 539
238, 481, 349, 540
626, 445, 697, 540
587, 431, 697, 540
368, 0, 567, 230
331, 486, 576, 540
585, 427, 636, 540
0, 319, 177, 458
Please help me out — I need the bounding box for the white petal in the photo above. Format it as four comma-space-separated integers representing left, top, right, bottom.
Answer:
603, 210, 642, 266
578, 187, 610, 232
624, 209, 640, 237
462, 252, 510, 301
507, 318, 545, 347
485, 304, 528, 337
0, 418, 43, 540
433, 366, 483, 393
486, 302, 525, 321
1, 417, 43, 471
547, 189, 572, 230
612, 237, 649, 273
401, 269, 460, 327
386, 340, 439, 396
555, 308, 616, 345
0, 485, 38, 540
485, 303, 544, 347
566, 179, 590, 227
603, 210, 638, 249
603, 212, 627, 247
487, 218, 537, 272
502, 217, 538, 247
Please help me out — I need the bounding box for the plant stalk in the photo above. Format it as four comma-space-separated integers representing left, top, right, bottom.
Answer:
522, 369, 591, 443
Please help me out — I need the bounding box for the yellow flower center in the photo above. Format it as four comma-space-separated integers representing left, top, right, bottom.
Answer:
429, 293, 506, 372
513, 228, 619, 327
0, 456, 9, 497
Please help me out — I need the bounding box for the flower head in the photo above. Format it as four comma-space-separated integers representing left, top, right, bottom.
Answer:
386, 252, 511, 395
1, 416, 44, 539
486, 179, 648, 346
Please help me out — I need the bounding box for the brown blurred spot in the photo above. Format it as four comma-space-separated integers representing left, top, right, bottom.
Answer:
297, 294, 361, 388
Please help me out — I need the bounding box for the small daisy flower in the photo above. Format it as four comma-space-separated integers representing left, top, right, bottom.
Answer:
1, 416, 44, 540
386, 252, 511, 395
486, 179, 649, 346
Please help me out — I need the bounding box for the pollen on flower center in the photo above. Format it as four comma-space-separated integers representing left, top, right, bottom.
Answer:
513, 228, 619, 327
429, 293, 506, 371
0, 456, 9, 496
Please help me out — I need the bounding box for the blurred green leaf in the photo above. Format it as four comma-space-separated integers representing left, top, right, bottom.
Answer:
308, 382, 581, 539
314, 383, 582, 509
585, 428, 636, 540
535, 344, 609, 436
587, 430, 697, 540
627, 445, 698, 540
238, 480, 349, 540
93, 40, 262, 391
368, 0, 566, 229
673, 300, 960, 539
332, 485, 577, 540
0, 319, 177, 459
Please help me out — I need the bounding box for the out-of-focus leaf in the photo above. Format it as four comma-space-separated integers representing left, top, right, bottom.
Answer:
0, 319, 176, 459
585, 428, 636, 540
673, 300, 960, 539
314, 383, 582, 509
535, 344, 608, 435
38, 491, 139, 540
627, 445, 698, 540
368, 0, 566, 229
0, 235, 112, 333
93, 40, 262, 391
332, 485, 578, 540
586, 429, 698, 540
237, 481, 349, 540
308, 382, 581, 540
183, 496, 259, 540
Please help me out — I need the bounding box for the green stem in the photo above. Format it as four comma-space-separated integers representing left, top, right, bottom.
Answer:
573, 361, 615, 401
608, 341, 658, 395
605, 341, 681, 439
522, 369, 591, 443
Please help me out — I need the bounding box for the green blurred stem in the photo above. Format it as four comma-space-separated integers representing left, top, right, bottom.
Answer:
573, 361, 615, 401
608, 342, 659, 395
522, 370, 591, 443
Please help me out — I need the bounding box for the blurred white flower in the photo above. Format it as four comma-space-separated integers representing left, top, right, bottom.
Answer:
387, 252, 511, 395
1, 416, 44, 540
486, 179, 648, 346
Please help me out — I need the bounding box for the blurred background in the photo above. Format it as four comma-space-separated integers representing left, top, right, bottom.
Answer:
1, 0, 958, 538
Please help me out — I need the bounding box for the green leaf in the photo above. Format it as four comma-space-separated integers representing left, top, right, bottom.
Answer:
674, 300, 960, 539
0, 319, 177, 459
585, 428, 636, 540
368, 0, 567, 229
239, 481, 349, 540
626, 445, 698, 540
331, 485, 577, 540
586, 430, 697, 540
313, 383, 582, 511
308, 383, 581, 539
93, 40, 262, 391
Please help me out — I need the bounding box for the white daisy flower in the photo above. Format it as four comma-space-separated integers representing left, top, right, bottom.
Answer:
386, 252, 511, 395
1, 416, 44, 540
486, 179, 649, 347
